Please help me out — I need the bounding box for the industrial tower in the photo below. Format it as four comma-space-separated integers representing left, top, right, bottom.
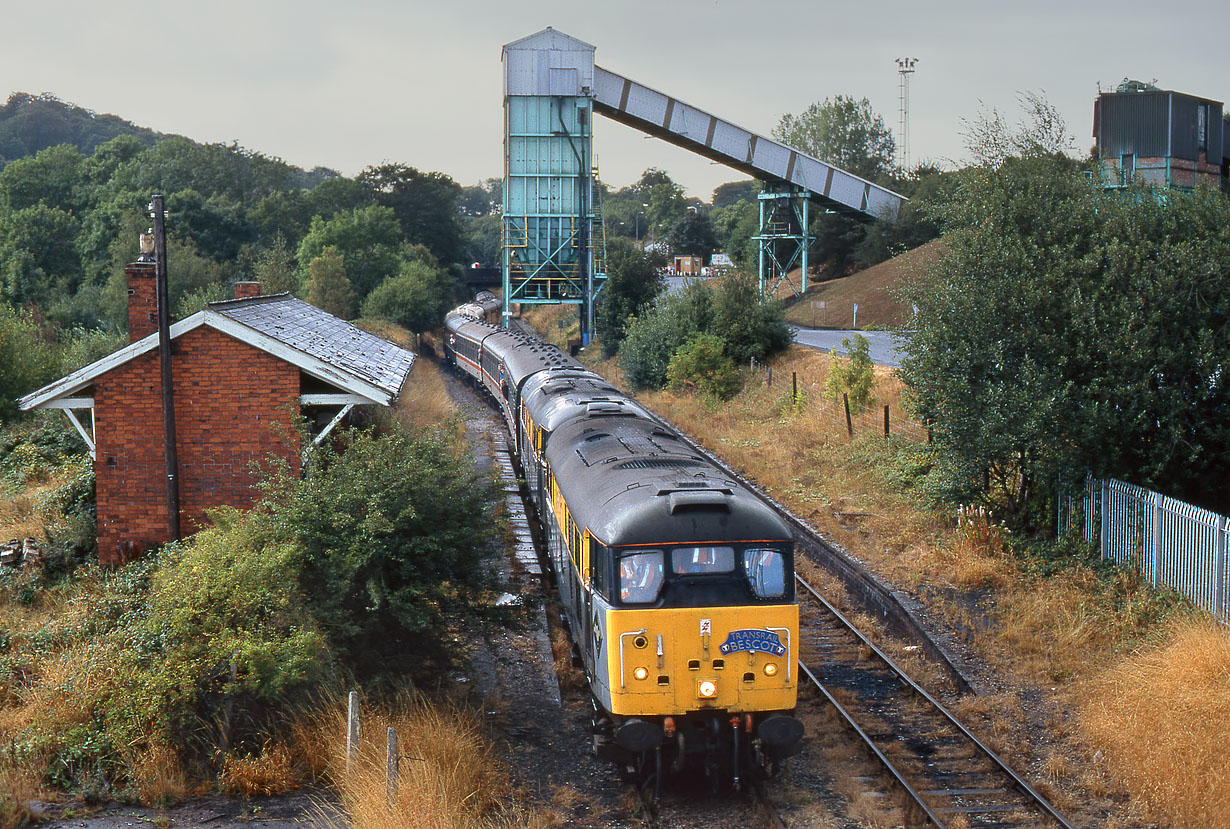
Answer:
502, 29, 907, 329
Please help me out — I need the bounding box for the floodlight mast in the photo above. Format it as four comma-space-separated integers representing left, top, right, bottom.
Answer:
896, 57, 918, 171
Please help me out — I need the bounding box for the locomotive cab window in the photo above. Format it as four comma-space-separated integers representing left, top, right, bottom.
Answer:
743, 547, 787, 598
672, 546, 735, 575
619, 550, 665, 604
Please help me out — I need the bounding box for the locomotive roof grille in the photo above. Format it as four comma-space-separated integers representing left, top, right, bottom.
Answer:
617, 458, 700, 470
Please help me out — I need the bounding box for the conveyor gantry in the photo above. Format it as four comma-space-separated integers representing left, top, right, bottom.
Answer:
591, 66, 906, 223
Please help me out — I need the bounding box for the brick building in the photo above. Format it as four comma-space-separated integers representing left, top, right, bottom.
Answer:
1093, 79, 1230, 192
19, 261, 416, 564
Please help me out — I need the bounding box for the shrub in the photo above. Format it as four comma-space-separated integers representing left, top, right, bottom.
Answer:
710, 270, 792, 365
618, 281, 711, 389
823, 333, 875, 411
256, 424, 501, 680
666, 333, 742, 401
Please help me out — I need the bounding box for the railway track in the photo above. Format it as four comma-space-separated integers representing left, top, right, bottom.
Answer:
795, 574, 1073, 828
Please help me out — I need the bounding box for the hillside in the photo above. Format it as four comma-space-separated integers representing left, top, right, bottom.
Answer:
782, 239, 945, 329
0, 92, 165, 166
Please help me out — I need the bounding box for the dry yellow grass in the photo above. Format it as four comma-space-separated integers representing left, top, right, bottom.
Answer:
314, 696, 547, 829
217, 741, 297, 797
394, 356, 459, 430
1078, 618, 1230, 827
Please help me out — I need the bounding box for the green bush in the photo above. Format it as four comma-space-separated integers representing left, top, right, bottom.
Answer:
823, 333, 875, 411
618, 275, 791, 390
666, 333, 742, 401
618, 281, 712, 389
256, 424, 501, 679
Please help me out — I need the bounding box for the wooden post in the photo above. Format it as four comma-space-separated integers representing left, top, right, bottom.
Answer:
792, 372, 797, 404
767, 366, 773, 386
386, 726, 399, 806
883, 405, 890, 437
843, 393, 853, 437
346, 690, 360, 777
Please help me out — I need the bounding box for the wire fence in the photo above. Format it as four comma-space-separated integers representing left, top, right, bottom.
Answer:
1058, 475, 1230, 622
747, 358, 931, 444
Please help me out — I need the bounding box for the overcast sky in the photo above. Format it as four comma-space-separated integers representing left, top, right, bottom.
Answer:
3, 1, 1226, 199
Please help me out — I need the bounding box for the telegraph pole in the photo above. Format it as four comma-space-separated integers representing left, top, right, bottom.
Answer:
149, 194, 181, 541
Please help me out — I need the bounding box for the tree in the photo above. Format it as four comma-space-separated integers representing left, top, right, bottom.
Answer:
712, 180, 759, 209
595, 238, 664, 357
0, 204, 82, 305
667, 209, 717, 259
619, 274, 792, 389
250, 233, 300, 295
898, 97, 1230, 522
0, 143, 85, 213
360, 260, 455, 333
772, 96, 896, 180
458, 178, 501, 217
359, 163, 465, 266
0, 303, 60, 420
304, 246, 355, 319
710, 199, 759, 268
296, 206, 405, 300
619, 281, 712, 389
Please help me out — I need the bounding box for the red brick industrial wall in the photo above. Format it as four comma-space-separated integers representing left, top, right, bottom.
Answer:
93, 326, 301, 565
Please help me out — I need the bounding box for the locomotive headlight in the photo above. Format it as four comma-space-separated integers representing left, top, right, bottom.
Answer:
633, 667, 649, 681
698, 679, 718, 699
763, 662, 779, 677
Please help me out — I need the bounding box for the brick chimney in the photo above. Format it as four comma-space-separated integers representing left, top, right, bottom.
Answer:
126, 261, 158, 343
233, 281, 260, 300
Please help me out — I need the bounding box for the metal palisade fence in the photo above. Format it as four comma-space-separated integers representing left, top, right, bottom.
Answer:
1058, 475, 1230, 622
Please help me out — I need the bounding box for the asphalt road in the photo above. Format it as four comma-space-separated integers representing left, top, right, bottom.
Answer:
792, 327, 905, 367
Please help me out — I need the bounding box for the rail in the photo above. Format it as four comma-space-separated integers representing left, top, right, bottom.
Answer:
795, 574, 1075, 828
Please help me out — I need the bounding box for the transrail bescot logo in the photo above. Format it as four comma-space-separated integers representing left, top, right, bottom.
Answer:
719, 629, 786, 656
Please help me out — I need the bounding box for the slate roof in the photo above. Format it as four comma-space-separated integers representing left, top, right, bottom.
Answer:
19, 293, 416, 411
209, 294, 415, 399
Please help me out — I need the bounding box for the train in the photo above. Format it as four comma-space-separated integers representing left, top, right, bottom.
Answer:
443, 300, 804, 788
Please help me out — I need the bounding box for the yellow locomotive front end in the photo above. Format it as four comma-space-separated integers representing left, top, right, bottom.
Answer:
584, 541, 806, 780
604, 603, 798, 717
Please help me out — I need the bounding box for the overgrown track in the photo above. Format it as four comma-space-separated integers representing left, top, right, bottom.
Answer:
795, 575, 1074, 828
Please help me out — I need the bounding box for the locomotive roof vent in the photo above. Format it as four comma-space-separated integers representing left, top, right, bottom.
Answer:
586, 402, 628, 416
665, 489, 732, 514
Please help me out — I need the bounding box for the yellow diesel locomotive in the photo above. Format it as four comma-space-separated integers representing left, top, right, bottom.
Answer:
444, 306, 804, 788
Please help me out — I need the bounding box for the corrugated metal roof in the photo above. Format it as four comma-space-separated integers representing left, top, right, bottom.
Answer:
208, 293, 415, 398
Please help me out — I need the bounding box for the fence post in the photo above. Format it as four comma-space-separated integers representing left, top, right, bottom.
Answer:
386, 726, 399, 806
767, 366, 772, 386
843, 393, 853, 437
1215, 516, 1226, 622
792, 372, 797, 404
883, 405, 890, 438
1100, 479, 1111, 561
346, 690, 360, 777
1151, 491, 1164, 587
